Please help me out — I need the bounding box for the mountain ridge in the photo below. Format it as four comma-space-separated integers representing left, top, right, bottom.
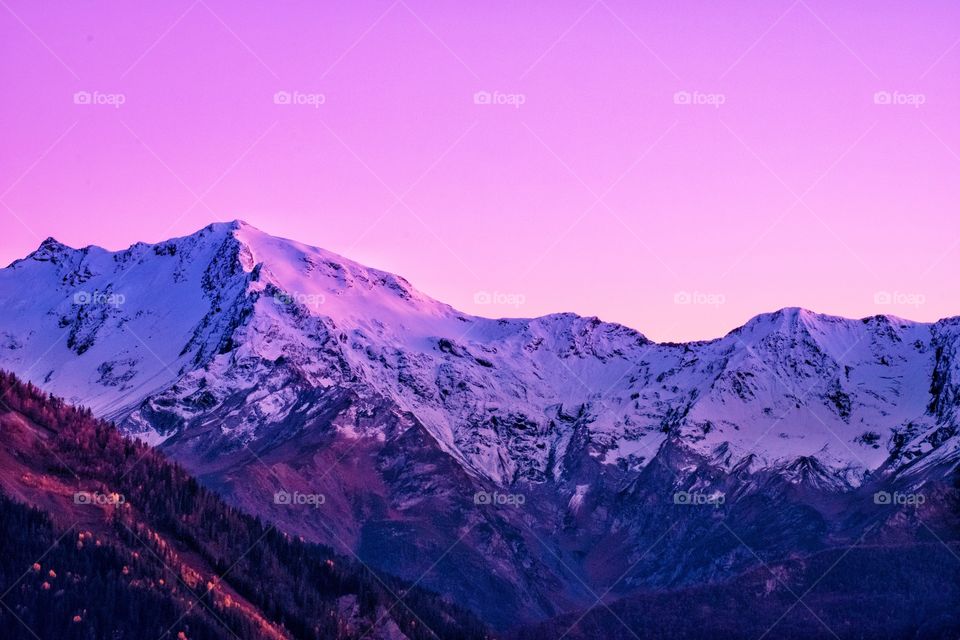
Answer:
1, 219, 958, 627
10, 219, 955, 339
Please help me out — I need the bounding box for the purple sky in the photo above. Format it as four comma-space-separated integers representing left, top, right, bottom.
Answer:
2, 0, 958, 341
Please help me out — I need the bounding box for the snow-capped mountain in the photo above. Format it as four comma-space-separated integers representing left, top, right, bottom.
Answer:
1, 220, 958, 627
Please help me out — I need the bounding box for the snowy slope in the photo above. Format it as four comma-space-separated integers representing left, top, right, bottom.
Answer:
0, 221, 957, 486
1, 220, 958, 626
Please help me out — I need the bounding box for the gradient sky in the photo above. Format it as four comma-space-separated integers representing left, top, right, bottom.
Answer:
1, 0, 958, 342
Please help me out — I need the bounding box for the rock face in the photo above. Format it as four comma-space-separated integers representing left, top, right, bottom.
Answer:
1, 220, 958, 629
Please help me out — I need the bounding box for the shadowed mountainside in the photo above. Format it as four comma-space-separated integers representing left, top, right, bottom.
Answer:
0, 371, 490, 640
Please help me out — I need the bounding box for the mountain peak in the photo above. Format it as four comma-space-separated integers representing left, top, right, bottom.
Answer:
35, 236, 73, 253
186, 219, 257, 243
727, 306, 822, 339
763, 306, 817, 322
9, 236, 75, 267
206, 218, 253, 232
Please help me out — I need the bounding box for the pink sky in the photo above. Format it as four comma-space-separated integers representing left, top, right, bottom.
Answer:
1, 0, 958, 342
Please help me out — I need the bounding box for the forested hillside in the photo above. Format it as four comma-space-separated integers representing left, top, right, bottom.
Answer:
0, 371, 489, 640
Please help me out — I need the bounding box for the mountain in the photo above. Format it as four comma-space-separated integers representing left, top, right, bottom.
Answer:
1, 220, 958, 630
0, 370, 489, 639
514, 540, 960, 639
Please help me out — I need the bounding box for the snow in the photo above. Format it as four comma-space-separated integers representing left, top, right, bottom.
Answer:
568, 484, 590, 513
1, 220, 957, 488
